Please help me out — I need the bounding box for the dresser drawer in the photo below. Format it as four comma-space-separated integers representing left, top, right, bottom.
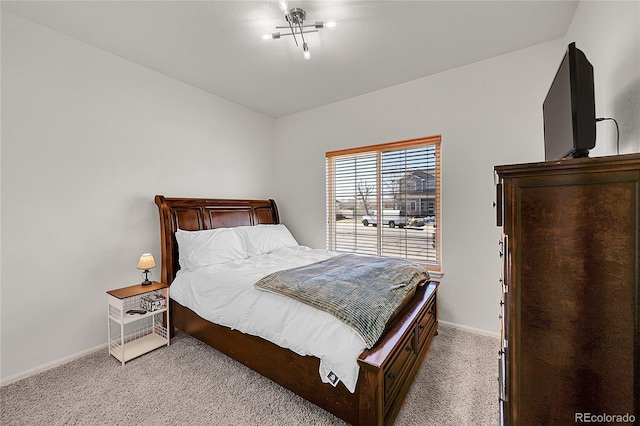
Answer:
383, 329, 416, 406
416, 293, 437, 350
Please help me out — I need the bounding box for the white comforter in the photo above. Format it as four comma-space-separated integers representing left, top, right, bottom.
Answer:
169, 246, 367, 393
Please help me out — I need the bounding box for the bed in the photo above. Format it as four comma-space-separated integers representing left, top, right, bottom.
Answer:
155, 195, 438, 425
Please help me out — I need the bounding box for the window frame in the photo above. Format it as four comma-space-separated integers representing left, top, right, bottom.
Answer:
326, 135, 441, 272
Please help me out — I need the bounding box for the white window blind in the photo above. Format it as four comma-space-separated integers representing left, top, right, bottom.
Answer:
326, 136, 441, 271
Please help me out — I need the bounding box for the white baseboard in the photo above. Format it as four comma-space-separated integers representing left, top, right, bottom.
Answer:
2, 322, 497, 386
1, 342, 107, 387
438, 319, 500, 339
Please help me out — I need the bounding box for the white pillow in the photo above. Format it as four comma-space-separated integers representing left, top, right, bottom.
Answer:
175, 227, 248, 270
235, 224, 298, 256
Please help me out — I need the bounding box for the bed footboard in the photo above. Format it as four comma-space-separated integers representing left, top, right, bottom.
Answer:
358, 282, 438, 425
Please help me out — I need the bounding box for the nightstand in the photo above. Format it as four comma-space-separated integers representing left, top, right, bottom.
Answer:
107, 281, 170, 365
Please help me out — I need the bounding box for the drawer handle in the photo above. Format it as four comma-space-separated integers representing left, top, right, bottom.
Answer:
418, 324, 425, 330
387, 372, 395, 380
404, 345, 413, 353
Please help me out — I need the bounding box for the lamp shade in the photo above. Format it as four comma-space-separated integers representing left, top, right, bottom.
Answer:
137, 253, 156, 270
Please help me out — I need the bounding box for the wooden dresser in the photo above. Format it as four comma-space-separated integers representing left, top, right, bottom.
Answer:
495, 154, 639, 425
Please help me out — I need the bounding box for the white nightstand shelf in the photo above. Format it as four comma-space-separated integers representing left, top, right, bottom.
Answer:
107, 281, 170, 365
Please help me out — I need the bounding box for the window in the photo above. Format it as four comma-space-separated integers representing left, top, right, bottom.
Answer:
326, 136, 441, 271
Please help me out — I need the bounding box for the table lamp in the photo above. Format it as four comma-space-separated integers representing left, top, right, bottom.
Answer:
137, 253, 156, 286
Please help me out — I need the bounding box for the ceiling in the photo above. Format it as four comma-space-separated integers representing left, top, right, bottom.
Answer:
1, 0, 579, 118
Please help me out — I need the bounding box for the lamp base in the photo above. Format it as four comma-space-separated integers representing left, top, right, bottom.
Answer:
141, 269, 152, 286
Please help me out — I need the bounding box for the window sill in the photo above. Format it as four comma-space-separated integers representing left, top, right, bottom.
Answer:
427, 270, 443, 281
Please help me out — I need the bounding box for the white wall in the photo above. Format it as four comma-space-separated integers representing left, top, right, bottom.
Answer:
565, 0, 640, 156
273, 1, 639, 335
1, 12, 275, 380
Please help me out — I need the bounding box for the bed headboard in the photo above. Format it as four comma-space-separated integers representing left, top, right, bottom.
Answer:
154, 195, 280, 285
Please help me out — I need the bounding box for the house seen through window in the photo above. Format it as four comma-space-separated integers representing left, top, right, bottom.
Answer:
326, 136, 441, 271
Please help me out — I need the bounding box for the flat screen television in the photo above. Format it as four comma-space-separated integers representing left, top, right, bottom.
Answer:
543, 42, 596, 160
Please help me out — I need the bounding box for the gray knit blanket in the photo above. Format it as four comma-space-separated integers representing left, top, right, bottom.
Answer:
254, 254, 430, 348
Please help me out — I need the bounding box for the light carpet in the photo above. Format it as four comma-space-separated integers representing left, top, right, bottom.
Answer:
0, 324, 499, 425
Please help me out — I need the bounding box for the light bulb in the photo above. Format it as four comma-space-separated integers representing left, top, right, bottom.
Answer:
303, 42, 310, 60
325, 21, 337, 28
262, 34, 273, 40
278, 0, 289, 13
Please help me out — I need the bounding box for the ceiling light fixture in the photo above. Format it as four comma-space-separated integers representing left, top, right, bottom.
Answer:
262, 0, 336, 60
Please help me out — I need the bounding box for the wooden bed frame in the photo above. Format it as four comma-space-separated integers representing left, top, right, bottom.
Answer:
155, 195, 438, 425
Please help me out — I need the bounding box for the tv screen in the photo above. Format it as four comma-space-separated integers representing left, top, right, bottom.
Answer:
543, 42, 596, 160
